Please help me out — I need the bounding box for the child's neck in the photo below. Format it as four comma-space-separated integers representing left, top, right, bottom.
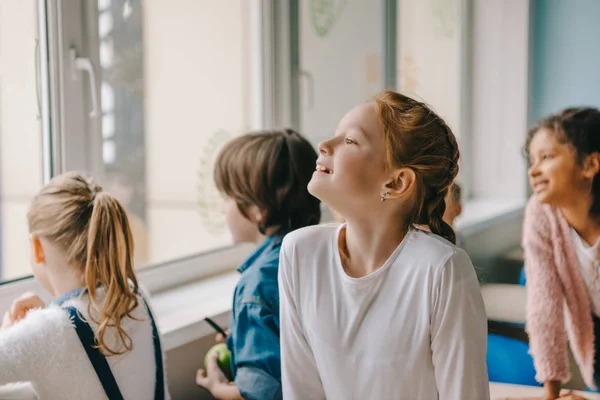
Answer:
46, 262, 86, 298
340, 216, 408, 278
560, 195, 600, 246
253, 226, 280, 244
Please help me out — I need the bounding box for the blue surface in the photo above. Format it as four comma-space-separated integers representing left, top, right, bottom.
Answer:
487, 333, 539, 386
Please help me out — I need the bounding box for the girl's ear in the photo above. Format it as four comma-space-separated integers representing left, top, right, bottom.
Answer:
31, 236, 46, 264
247, 205, 264, 223
583, 153, 600, 180
384, 168, 416, 200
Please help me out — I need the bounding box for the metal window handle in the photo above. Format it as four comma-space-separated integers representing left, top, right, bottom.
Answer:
70, 47, 99, 118
297, 69, 314, 111
35, 39, 41, 120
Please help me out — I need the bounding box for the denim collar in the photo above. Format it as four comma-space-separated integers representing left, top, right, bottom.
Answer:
237, 234, 283, 274
53, 287, 86, 306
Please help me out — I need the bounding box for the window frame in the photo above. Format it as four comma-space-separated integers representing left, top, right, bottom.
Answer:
458, 0, 474, 201
0, 0, 59, 296
0, 0, 273, 300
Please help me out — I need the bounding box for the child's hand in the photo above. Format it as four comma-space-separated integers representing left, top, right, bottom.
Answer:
215, 330, 230, 344
196, 352, 230, 393
9, 292, 45, 322
1, 311, 13, 329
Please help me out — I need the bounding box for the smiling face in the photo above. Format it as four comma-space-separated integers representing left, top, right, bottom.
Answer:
307, 102, 391, 214
528, 128, 592, 206
309, 91, 461, 245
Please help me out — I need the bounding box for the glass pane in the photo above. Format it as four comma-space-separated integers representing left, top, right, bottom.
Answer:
297, 0, 386, 145
95, 0, 255, 267
0, 1, 46, 282
396, 0, 463, 136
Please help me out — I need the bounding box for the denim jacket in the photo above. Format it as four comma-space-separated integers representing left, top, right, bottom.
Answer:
227, 235, 283, 400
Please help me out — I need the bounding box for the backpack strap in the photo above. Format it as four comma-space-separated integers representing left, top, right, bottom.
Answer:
64, 306, 125, 400
141, 298, 165, 400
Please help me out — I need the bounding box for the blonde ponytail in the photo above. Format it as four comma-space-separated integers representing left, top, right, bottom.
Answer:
86, 191, 140, 355
27, 172, 140, 356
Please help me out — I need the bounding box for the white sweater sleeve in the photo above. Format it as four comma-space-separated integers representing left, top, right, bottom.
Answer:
278, 244, 326, 400
430, 250, 490, 400
0, 306, 68, 385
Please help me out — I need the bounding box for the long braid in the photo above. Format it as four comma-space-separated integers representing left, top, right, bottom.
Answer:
374, 91, 461, 244
419, 118, 460, 244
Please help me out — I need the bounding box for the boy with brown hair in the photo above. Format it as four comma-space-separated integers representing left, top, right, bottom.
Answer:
196, 129, 320, 400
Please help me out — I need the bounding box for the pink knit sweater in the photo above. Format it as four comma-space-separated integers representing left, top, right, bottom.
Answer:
522, 197, 596, 388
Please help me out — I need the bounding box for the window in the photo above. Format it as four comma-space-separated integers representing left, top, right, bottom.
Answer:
289, 0, 469, 194
397, 0, 464, 141
88, 0, 260, 267
0, 0, 47, 282
396, 0, 468, 195
291, 0, 387, 145
0, 0, 263, 285
0, 0, 529, 288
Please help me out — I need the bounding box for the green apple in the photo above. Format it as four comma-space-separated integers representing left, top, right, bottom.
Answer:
205, 343, 233, 381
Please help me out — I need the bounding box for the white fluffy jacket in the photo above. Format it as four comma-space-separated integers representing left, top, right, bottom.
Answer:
0, 291, 170, 400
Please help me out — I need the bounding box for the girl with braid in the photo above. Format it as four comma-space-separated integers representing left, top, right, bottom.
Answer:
278, 91, 489, 400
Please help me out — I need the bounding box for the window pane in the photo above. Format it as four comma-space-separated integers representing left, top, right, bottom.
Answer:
0, 1, 45, 281
296, 0, 386, 145
397, 0, 463, 136
94, 0, 255, 267
396, 0, 465, 194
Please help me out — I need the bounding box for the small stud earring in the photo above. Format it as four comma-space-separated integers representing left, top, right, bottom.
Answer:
381, 191, 390, 202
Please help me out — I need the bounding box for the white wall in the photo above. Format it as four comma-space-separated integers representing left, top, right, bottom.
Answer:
470, 0, 529, 200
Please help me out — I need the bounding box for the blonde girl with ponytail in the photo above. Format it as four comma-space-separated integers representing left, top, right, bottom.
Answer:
0, 172, 169, 400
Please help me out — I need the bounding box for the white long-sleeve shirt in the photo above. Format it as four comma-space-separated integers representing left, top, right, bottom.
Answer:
279, 224, 489, 400
0, 289, 170, 400
571, 228, 600, 317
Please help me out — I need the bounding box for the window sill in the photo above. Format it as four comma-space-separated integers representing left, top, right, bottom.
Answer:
153, 271, 239, 351
455, 197, 526, 237
480, 283, 526, 323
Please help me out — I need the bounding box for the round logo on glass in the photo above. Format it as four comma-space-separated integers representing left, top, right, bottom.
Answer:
310, 0, 337, 37
197, 129, 233, 233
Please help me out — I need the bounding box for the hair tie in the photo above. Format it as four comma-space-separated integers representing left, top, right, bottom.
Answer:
91, 187, 103, 202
